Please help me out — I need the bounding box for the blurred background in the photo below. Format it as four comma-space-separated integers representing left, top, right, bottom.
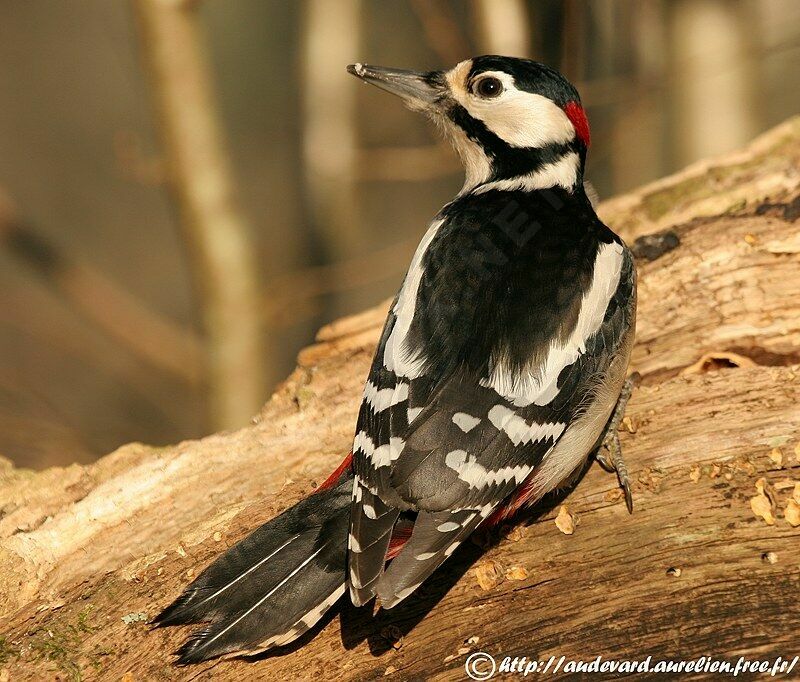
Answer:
0, 0, 798, 469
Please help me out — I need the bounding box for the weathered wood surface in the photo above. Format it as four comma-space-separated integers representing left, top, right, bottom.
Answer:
1, 118, 799, 680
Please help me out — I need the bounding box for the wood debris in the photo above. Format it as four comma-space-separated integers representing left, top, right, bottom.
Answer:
638, 467, 664, 493
621, 415, 638, 433
505, 565, 529, 581
555, 505, 575, 535
785, 499, 800, 527
761, 552, 778, 564
500, 524, 526, 542
750, 477, 776, 525
474, 560, 505, 590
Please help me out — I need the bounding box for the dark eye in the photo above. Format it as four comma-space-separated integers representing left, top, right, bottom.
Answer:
474, 76, 503, 98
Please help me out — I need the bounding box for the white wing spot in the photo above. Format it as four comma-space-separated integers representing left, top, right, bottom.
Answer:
387, 584, 419, 606
415, 551, 437, 561
487, 405, 565, 446
407, 406, 423, 424
352, 477, 363, 502
362, 501, 377, 519
452, 412, 481, 433
445, 449, 468, 470
446, 448, 533, 489
437, 521, 461, 532
444, 542, 461, 556
353, 431, 405, 468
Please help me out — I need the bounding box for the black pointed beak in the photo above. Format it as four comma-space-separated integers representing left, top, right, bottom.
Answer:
347, 63, 443, 108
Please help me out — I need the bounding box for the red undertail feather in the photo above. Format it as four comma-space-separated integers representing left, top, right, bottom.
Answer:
318, 452, 353, 491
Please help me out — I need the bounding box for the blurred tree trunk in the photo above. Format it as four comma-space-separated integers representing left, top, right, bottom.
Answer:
1, 120, 799, 680
301, 0, 361, 319
668, 0, 759, 166
134, 0, 266, 431
610, 0, 668, 192
472, 0, 530, 56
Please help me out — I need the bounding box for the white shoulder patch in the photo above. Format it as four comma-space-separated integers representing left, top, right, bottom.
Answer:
482, 241, 624, 406
383, 220, 443, 379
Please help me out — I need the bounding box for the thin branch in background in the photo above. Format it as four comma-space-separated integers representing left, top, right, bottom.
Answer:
0, 190, 202, 385
356, 143, 460, 182
0, 288, 198, 436
608, 0, 667, 192
114, 130, 167, 186
560, 0, 585, 80
301, 0, 361, 266
134, 0, 266, 430
263, 238, 416, 329
410, 0, 472, 64
471, 0, 530, 57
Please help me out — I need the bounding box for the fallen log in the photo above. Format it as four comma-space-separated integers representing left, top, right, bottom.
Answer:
1, 118, 799, 681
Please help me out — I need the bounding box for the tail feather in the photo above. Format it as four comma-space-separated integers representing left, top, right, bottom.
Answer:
347, 478, 399, 606
377, 507, 489, 609
156, 477, 352, 663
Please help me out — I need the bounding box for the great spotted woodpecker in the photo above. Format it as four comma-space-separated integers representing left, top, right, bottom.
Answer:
156, 56, 637, 664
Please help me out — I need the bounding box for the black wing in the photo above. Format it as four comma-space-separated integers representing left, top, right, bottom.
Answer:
349, 211, 635, 607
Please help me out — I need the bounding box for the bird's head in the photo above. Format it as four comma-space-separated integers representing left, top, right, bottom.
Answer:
348, 56, 590, 194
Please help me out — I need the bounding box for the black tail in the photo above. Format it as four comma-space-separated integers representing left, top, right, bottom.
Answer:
155, 477, 352, 664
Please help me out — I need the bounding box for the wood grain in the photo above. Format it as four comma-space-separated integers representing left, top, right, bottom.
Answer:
1, 118, 799, 681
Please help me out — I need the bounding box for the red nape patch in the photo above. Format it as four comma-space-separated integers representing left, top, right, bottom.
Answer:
564, 101, 591, 147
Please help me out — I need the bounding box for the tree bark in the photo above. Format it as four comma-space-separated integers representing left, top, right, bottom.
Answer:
1, 118, 799, 681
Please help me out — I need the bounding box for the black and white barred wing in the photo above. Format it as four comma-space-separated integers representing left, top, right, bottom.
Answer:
347, 304, 404, 606
375, 373, 572, 607
349, 361, 569, 609
349, 237, 634, 609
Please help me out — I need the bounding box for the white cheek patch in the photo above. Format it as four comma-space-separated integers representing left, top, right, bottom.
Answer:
443, 60, 493, 193
450, 71, 576, 149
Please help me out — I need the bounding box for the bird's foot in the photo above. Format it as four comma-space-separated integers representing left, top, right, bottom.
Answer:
596, 372, 640, 514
